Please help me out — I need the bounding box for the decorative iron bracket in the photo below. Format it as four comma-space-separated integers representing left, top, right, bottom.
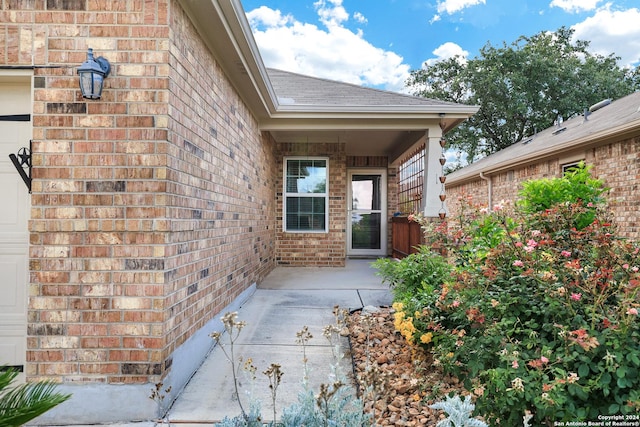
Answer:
8, 139, 32, 193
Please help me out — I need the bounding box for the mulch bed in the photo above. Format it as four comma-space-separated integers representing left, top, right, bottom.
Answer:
348, 307, 469, 426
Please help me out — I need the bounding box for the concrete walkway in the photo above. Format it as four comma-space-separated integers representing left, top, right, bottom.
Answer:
164, 259, 391, 426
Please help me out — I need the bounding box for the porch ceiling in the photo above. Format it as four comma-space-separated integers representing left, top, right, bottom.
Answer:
267, 128, 425, 160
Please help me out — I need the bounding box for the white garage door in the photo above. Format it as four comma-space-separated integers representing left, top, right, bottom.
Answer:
0, 76, 32, 376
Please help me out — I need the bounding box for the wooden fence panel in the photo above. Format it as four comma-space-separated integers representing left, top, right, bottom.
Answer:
391, 216, 424, 259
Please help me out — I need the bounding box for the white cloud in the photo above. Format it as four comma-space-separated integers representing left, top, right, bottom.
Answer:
424, 42, 469, 66
246, 3, 411, 92
246, 6, 292, 27
431, 0, 486, 26
436, 0, 486, 15
571, 6, 640, 67
549, 0, 601, 14
314, 0, 349, 27
353, 11, 367, 24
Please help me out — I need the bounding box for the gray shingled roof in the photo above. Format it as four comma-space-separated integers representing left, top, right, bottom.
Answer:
447, 91, 640, 183
266, 68, 460, 108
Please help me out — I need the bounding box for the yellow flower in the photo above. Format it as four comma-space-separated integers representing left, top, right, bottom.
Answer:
392, 302, 404, 311
420, 332, 433, 344
393, 310, 406, 331
394, 315, 416, 344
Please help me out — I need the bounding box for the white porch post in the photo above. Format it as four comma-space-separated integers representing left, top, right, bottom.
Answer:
423, 127, 445, 217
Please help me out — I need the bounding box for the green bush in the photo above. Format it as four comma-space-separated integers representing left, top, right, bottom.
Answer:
517, 162, 608, 229
382, 167, 640, 425
372, 246, 452, 302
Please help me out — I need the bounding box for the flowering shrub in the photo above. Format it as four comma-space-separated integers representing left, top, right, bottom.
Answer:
382, 167, 640, 425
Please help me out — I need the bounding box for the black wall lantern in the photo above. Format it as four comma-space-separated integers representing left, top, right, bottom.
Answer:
77, 48, 110, 99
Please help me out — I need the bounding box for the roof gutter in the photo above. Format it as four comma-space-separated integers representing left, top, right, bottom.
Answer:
479, 172, 492, 209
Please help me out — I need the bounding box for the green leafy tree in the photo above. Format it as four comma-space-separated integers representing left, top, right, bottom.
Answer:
0, 368, 71, 426
407, 27, 640, 164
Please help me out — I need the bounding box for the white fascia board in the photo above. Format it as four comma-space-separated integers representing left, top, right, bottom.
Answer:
273, 104, 479, 115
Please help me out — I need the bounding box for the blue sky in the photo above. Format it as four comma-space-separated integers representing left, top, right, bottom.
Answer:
241, 0, 640, 92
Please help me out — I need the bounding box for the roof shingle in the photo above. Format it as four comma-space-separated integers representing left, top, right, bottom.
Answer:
266, 68, 459, 108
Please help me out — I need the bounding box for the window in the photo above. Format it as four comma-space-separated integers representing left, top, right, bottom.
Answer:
284, 157, 328, 232
562, 161, 584, 175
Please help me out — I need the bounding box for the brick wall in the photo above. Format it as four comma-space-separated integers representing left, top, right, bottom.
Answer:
2, 0, 277, 388
586, 136, 640, 240
446, 134, 640, 241
275, 142, 347, 266
163, 3, 276, 366
22, 0, 173, 385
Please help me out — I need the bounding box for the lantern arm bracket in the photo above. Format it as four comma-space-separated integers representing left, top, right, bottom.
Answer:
8, 139, 32, 193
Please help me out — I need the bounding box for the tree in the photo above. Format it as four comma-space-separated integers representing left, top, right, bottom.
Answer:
407, 27, 640, 164
0, 368, 70, 426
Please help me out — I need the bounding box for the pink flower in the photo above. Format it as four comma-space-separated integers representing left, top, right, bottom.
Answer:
515, 242, 523, 247
452, 300, 461, 307
540, 356, 549, 364
531, 230, 541, 237
587, 202, 594, 207
570, 293, 582, 301
623, 263, 630, 270
527, 239, 538, 248
512, 360, 519, 369
561, 250, 571, 257
524, 245, 535, 253
627, 308, 638, 316
407, 214, 415, 222
513, 260, 524, 267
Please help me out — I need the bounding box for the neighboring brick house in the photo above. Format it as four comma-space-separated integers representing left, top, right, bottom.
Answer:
446, 91, 640, 241
0, 0, 476, 423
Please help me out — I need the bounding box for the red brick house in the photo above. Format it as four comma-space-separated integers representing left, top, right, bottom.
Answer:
446, 91, 640, 241
0, 0, 476, 423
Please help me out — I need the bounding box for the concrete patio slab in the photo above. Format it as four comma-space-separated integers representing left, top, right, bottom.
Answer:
165, 259, 388, 425
357, 289, 393, 308
168, 341, 353, 424
40, 259, 391, 426
258, 259, 385, 290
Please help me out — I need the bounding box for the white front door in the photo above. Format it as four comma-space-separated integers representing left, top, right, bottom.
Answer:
0, 77, 32, 376
347, 169, 387, 257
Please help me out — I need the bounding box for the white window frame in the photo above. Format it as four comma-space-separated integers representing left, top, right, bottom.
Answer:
283, 157, 329, 233
562, 160, 585, 175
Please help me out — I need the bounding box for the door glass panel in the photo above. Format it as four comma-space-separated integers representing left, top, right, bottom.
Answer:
351, 213, 381, 249
350, 174, 382, 251
351, 175, 381, 210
